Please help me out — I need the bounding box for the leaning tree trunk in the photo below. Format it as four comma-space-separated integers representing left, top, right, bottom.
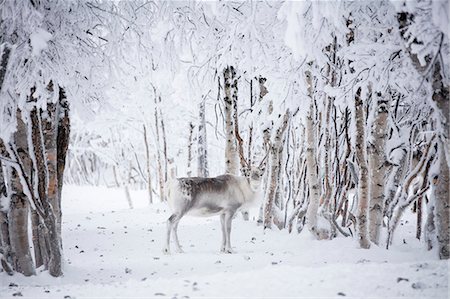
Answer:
398, 12, 449, 259
368, 91, 389, 245
223, 66, 239, 175
197, 97, 209, 177
355, 87, 370, 249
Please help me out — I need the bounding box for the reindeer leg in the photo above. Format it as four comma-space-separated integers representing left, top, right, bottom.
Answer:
220, 213, 226, 252
224, 211, 235, 253
163, 214, 177, 254
173, 217, 184, 253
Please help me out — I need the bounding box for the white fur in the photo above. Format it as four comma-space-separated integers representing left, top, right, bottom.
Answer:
163, 172, 263, 254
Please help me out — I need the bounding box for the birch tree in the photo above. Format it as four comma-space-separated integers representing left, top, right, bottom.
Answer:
197, 97, 209, 177
394, 0, 449, 258
223, 66, 239, 175
368, 92, 389, 245
355, 87, 371, 249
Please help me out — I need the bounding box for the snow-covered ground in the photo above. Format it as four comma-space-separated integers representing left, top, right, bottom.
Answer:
1, 185, 448, 298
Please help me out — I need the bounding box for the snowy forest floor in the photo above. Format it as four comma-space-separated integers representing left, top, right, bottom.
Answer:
1, 185, 448, 298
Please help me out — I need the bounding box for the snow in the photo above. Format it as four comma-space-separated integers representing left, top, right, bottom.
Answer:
1, 185, 447, 298
29, 28, 52, 57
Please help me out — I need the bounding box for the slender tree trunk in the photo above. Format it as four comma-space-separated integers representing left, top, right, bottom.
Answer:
256, 76, 270, 225
197, 97, 209, 177
416, 195, 423, 240
431, 59, 449, 259
187, 122, 195, 177
264, 111, 290, 229
42, 85, 60, 237
56, 88, 70, 212
304, 70, 321, 237
425, 193, 436, 251
223, 66, 239, 175
0, 43, 12, 90
160, 108, 168, 183
355, 87, 370, 249
305, 103, 321, 235
143, 124, 153, 204
154, 95, 165, 201
368, 91, 389, 245
29, 103, 49, 268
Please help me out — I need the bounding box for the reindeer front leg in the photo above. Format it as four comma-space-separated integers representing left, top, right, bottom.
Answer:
223, 211, 235, 253
220, 213, 226, 252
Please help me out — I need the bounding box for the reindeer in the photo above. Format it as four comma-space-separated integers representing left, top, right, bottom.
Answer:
163, 155, 267, 254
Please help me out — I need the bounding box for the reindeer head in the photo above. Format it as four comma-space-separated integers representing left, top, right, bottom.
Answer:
241, 152, 268, 191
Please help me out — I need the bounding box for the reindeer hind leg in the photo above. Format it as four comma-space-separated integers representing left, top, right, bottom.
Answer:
172, 215, 184, 253
163, 213, 178, 254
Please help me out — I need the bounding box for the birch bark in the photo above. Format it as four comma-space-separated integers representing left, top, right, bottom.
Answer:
355, 87, 370, 249
368, 91, 389, 245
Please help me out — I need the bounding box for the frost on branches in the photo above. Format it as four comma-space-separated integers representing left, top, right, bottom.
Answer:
0, 0, 448, 279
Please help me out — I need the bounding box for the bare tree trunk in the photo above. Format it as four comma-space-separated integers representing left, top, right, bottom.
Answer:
319, 97, 334, 238
0, 43, 11, 90
425, 194, 436, 251
223, 66, 239, 175
29, 103, 48, 268
305, 103, 321, 234
0, 157, 13, 275
256, 76, 270, 225
8, 110, 35, 276
56, 88, 70, 212
125, 185, 133, 209
368, 91, 389, 245
416, 195, 423, 240
197, 97, 209, 177
160, 108, 168, 183
264, 111, 290, 229
304, 70, 321, 238
9, 193, 34, 276
187, 122, 195, 177
154, 94, 165, 201
42, 84, 60, 237
143, 124, 153, 204
355, 87, 370, 249
431, 59, 449, 259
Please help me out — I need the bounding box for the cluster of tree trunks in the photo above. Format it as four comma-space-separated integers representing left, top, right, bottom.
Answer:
0, 79, 70, 277
287, 9, 449, 261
